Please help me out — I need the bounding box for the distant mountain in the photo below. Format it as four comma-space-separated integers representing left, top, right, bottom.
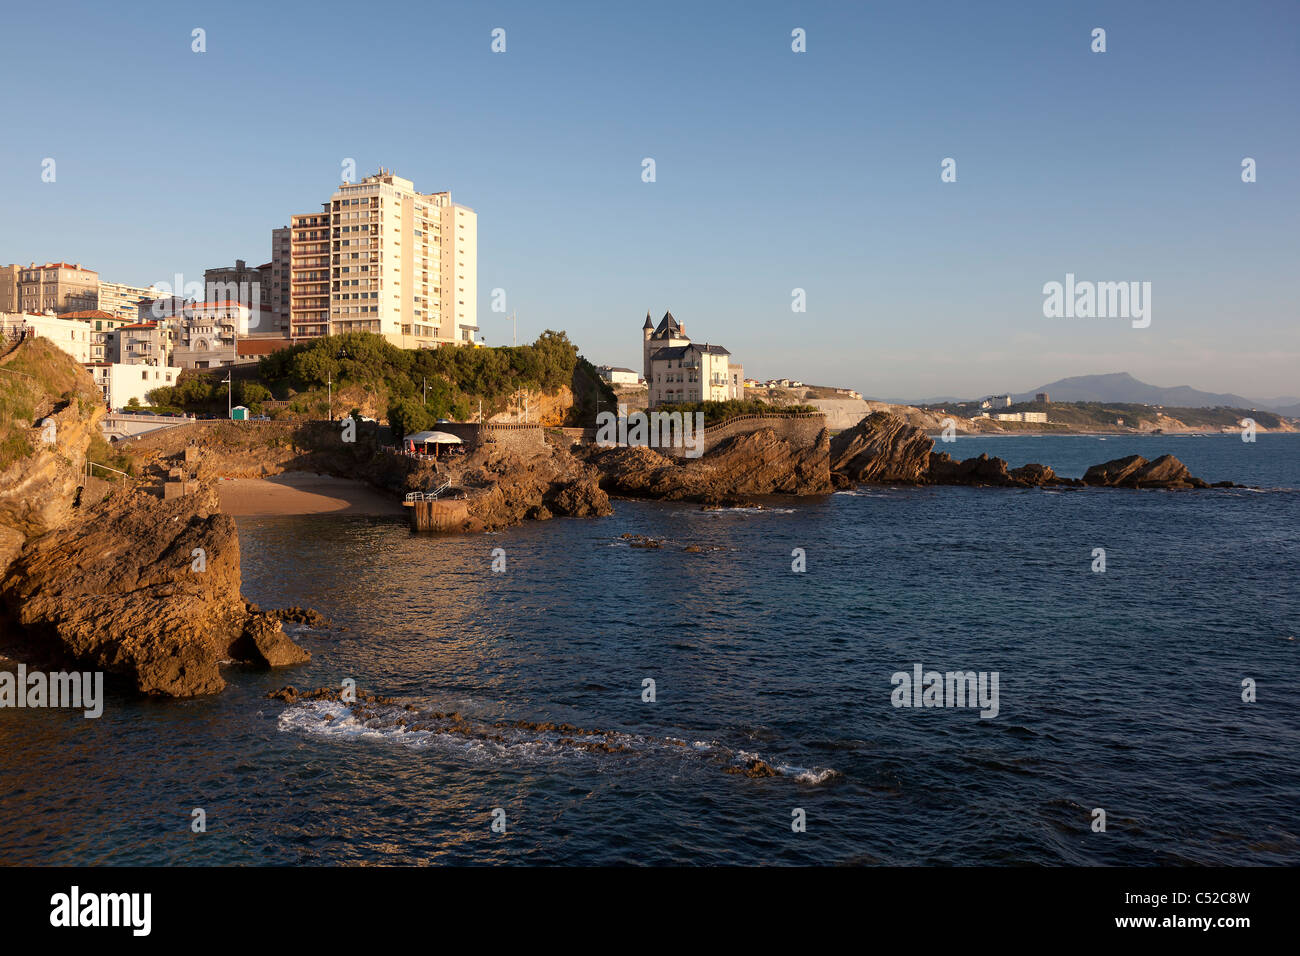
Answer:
1011, 373, 1299, 415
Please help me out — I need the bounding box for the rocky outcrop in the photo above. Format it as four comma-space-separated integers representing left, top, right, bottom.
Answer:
1081, 454, 1227, 489
927, 452, 1072, 487
0, 482, 309, 697
426, 439, 612, 532
582, 426, 832, 502
829, 412, 933, 483
831, 412, 1233, 490
0, 340, 104, 570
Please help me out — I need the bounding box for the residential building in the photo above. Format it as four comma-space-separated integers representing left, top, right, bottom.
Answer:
286, 170, 478, 348
642, 311, 744, 407
98, 281, 162, 323
597, 365, 640, 385
63, 310, 130, 363
84, 361, 181, 410
326, 169, 477, 347
268, 227, 291, 333
993, 411, 1049, 424
290, 207, 330, 338
1035, 392, 1050, 403
0, 265, 20, 313
203, 259, 263, 312
138, 295, 189, 322
171, 300, 253, 369
117, 321, 173, 367
0, 312, 93, 361
18, 262, 99, 314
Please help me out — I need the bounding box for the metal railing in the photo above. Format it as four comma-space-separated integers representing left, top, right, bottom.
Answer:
405, 479, 454, 502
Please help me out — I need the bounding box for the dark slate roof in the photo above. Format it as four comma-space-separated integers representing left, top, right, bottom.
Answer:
642, 312, 653, 330
650, 343, 731, 361
653, 310, 680, 336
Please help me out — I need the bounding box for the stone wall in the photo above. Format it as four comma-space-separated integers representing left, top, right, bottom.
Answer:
659, 412, 826, 458
436, 421, 545, 453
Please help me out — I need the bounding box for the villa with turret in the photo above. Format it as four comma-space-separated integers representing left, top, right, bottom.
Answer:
641, 311, 744, 408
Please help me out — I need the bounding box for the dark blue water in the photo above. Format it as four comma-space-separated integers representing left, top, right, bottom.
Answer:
1, 435, 1296, 865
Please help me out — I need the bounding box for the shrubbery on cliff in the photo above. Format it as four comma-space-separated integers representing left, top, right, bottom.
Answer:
656, 399, 819, 426
149, 331, 587, 423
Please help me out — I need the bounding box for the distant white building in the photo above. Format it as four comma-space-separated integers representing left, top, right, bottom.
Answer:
84, 361, 182, 410
641, 311, 743, 407
597, 365, 640, 386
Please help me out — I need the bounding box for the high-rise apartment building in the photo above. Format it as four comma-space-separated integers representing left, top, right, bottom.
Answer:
268, 227, 290, 333
290, 207, 330, 338
98, 281, 162, 323
288, 170, 477, 349
18, 262, 99, 314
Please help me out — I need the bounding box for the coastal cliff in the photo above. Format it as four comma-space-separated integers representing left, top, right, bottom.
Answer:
0, 484, 307, 696
0, 338, 308, 697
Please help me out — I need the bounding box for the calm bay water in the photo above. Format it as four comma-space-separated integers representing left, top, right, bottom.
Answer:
1, 434, 1296, 865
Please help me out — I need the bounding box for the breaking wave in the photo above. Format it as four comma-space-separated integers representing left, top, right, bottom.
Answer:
275, 696, 838, 783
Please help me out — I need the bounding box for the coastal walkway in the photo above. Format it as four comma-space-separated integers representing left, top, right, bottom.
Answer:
101, 412, 196, 441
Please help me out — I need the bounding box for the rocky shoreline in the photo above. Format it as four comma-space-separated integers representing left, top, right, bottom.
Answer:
830, 412, 1237, 490
0, 336, 1244, 702
0, 339, 314, 698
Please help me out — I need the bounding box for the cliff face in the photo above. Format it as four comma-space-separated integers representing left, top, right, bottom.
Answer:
583, 426, 832, 502
0, 483, 306, 696
0, 338, 307, 697
0, 339, 104, 570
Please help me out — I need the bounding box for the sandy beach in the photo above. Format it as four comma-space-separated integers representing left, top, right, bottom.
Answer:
217, 472, 406, 517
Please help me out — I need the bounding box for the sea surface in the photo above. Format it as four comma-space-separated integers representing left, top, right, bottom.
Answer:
1, 434, 1296, 865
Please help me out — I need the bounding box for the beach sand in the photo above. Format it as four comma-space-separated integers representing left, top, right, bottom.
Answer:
217, 472, 405, 517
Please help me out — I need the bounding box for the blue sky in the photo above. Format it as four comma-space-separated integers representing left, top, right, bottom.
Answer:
2, 0, 1296, 400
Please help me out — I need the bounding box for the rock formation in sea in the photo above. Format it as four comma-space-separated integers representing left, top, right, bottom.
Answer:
0, 337, 309, 697
829, 411, 933, 483
830, 411, 1232, 490
579, 425, 833, 502
443, 438, 612, 532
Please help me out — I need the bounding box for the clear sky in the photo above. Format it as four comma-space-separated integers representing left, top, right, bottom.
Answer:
2, 0, 1296, 400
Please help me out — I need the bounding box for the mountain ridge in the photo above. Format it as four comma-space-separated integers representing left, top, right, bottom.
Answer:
891, 372, 1300, 416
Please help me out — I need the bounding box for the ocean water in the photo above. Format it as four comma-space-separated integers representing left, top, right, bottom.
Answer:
1, 434, 1296, 865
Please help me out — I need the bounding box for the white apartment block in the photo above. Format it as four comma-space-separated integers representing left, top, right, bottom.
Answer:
290, 169, 477, 349
85, 362, 181, 410
98, 281, 163, 323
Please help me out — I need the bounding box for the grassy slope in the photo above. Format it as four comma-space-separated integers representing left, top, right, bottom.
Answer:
0, 337, 103, 472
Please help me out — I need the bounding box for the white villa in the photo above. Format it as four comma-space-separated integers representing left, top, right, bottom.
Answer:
641, 311, 743, 408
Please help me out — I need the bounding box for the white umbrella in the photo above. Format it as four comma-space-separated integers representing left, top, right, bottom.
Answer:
404, 430, 462, 444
